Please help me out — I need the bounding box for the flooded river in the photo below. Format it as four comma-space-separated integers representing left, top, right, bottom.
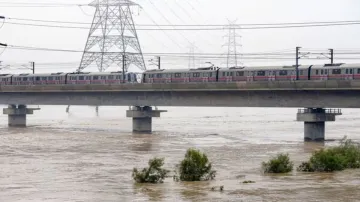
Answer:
0, 106, 359, 202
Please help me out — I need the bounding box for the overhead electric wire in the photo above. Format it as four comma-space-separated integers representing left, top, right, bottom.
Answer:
0, 2, 87, 7
5, 16, 360, 27
4, 20, 360, 30
7, 44, 360, 57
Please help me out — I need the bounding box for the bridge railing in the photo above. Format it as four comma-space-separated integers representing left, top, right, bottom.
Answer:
298, 108, 342, 114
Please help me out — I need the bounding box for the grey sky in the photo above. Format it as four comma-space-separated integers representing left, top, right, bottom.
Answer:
0, 0, 360, 73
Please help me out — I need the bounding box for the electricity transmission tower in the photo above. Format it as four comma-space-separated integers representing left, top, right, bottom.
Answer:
223, 20, 242, 68
78, 0, 146, 72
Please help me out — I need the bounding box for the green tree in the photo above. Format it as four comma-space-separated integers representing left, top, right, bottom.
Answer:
298, 139, 360, 172
176, 148, 216, 181
262, 153, 294, 173
132, 157, 169, 183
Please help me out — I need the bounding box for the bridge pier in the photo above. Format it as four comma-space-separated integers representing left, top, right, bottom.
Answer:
3, 105, 40, 127
126, 106, 167, 133
297, 108, 342, 142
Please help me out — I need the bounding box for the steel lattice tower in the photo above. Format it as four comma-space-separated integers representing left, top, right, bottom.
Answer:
78, 0, 146, 72
223, 20, 242, 68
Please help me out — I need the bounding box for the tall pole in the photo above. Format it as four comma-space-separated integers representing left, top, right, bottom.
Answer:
329, 49, 334, 64
296, 46, 301, 80
122, 54, 126, 83
157, 56, 161, 70
32, 62, 35, 74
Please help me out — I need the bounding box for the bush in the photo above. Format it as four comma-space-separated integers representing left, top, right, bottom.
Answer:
132, 157, 169, 183
262, 153, 294, 173
176, 148, 216, 181
297, 162, 315, 172
298, 139, 360, 172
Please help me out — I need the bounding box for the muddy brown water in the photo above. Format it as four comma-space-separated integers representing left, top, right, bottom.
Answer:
0, 106, 359, 202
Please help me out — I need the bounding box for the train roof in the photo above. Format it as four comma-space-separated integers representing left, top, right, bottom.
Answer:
67, 71, 126, 76
144, 68, 216, 73
0, 74, 13, 78
219, 65, 310, 71
13, 72, 67, 77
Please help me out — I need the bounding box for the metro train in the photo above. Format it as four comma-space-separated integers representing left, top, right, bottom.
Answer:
0, 63, 359, 85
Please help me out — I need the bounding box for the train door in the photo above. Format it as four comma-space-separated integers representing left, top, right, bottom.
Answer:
246, 71, 254, 82
319, 69, 328, 80
290, 70, 296, 81
268, 70, 275, 81
201, 72, 208, 82
344, 68, 354, 80
227, 72, 233, 82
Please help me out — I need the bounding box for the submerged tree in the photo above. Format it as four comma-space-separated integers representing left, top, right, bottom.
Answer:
262, 153, 294, 174
132, 157, 169, 184
298, 139, 360, 172
176, 148, 216, 181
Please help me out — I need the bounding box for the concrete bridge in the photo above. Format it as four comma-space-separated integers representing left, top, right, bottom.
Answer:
1, 80, 359, 141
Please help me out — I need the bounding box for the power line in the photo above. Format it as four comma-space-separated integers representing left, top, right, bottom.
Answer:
4, 21, 360, 30
7, 44, 360, 56
0, 2, 87, 7
5, 16, 360, 27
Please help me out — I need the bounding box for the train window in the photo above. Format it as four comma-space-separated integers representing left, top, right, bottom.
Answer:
42, 77, 47, 81
93, 76, 99, 80
23, 77, 28, 81
358, 69, 360, 74
209, 72, 212, 77
350, 69, 353, 74
101, 76, 106, 80
236, 71, 244, 76
346, 69, 349, 74
257, 71, 265, 76
223, 72, 226, 77
279, 70, 288, 76
36, 77, 40, 81
156, 74, 162, 78
79, 76, 84, 80
48, 77, 53, 81
175, 73, 181, 78
321, 70, 324, 75
108, 75, 114, 80
316, 70, 319, 75
115, 76, 120, 79
332, 69, 341, 74
230, 72, 233, 76
325, 70, 328, 74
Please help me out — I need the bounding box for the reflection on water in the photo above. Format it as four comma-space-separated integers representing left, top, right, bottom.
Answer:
0, 106, 359, 201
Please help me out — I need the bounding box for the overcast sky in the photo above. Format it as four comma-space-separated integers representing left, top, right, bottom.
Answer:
0, 0, 360, 73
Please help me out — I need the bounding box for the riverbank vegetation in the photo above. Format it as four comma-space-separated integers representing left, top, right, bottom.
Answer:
262, 153, 294, 173
132, 158, 169, 183
298, 139, 360, 172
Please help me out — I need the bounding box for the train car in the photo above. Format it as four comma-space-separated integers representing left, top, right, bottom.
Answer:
218, 65, 310, 82
0, 74, 13, 85
67, 72, 137, 85
142, 68, 217, 83
323, 63, 358, 80
12, 72, 67, 85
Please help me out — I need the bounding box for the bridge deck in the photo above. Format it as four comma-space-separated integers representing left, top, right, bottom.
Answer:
0, 80, 359, 92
